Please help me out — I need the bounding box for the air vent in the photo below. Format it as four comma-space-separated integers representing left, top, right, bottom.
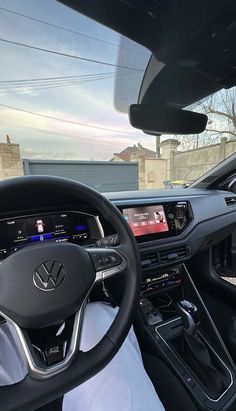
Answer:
141, 252, 158, 268
225, 197, 236, 207
159, 245, 189, 264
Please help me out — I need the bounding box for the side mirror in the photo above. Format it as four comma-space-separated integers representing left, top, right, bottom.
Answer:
219, 174, 236, 193
129, 104, 208, 135
228, 178, 236, 194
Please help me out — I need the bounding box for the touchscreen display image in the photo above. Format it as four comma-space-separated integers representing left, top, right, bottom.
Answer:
123, 205, 169, 237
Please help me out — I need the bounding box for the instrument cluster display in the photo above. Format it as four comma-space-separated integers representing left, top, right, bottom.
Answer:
0, 211, 102, 259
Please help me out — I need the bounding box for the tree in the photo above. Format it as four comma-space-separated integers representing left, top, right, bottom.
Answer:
199, 87, 236, 139
170, 86, 236, 151
177, 133, 219, 151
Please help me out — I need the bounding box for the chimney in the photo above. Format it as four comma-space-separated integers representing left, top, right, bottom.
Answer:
138, 142, 142, 149
6, 134, 11, 144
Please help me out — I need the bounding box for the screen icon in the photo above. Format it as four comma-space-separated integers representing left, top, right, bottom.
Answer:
35, 219, 45, 233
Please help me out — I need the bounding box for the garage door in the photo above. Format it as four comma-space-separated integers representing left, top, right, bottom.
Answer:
23, 159, 139, 192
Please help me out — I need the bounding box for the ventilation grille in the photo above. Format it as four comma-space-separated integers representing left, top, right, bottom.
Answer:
159, 245, 189, 264
141, 252, 158, 268
141, 245, 189, 268
225, 197, 236, 207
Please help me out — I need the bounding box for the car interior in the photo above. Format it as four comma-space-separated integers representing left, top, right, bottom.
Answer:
1, 1, 236, 410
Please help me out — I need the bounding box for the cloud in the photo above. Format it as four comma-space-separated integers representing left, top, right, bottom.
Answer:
0, 0, 155, 160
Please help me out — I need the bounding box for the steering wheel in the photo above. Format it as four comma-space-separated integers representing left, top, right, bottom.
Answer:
0, 176, 141, 411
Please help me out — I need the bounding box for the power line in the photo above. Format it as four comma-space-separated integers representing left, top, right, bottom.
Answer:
0, 71, 133, 91
0, 71, 134, 93
0, 6, 143, 54
0, 72, 114, 84
0, 75, 115, 94
0, 103, 141, 135
0, 71, 134, 94
0, 38, 143, 72
0, 74, 114, 89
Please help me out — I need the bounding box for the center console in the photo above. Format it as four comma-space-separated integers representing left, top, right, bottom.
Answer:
137, 264, 236, 411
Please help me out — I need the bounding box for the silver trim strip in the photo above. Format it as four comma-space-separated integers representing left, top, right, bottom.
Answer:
111, 198, 193, 205
94, 215, 104, 239
155, 316, 181, 329
155, 324, 233, 402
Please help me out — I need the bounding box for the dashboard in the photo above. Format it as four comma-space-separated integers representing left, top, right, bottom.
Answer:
0, 187, 235, 272
103, 188, 236, 271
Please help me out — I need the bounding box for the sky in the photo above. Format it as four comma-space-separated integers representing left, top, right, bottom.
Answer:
0, 0, 154, 160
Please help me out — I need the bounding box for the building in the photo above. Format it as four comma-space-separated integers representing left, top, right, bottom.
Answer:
112, 142, 156, 162
0, 135, 24, 180
112, 142, 167, 190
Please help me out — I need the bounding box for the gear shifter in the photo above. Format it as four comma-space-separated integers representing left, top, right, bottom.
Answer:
177, 300, 200, 335
176, 300, 226, 399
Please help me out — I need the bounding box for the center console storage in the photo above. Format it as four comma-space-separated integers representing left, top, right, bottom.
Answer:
137, 264, 236, 411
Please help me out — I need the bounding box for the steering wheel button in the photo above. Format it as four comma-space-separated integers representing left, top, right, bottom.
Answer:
44, 343, 65, 366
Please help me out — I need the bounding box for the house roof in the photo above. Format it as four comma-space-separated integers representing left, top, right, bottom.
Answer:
114, 143, 156, 161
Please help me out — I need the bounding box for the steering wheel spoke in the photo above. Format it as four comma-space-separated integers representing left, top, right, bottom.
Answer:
1, 301, 87, 380
87, 248, 127, 283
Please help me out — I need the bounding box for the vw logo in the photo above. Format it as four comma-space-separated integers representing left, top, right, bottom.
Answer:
33, 260, 65, 291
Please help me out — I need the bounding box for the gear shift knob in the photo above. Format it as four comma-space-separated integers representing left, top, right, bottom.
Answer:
177, 300, 200, 334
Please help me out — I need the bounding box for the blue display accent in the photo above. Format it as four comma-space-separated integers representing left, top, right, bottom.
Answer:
30, 233, 53, 242
75, 224, 87, 232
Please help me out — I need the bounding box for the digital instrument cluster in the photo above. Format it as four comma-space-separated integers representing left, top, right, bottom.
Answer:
0, 211, 103, 259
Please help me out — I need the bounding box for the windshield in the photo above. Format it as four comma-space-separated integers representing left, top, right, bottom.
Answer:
0, 1, 236, 191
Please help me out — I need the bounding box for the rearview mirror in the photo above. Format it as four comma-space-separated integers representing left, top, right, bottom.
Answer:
129, 104, 208, 135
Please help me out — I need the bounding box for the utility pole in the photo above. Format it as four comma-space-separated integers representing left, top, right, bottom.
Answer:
156, 135, 161, 158
196, 134, 199, 149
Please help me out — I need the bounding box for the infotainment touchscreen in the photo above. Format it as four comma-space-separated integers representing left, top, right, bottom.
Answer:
122, 205, 169, 237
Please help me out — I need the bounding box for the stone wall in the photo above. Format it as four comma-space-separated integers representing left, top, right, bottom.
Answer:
138, 156, 167, 189
0, 142, 24, 180
171, 138, 236, 182
161, 139, 180, 180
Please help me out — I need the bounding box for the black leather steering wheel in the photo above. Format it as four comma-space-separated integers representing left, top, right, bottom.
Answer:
0, 176, 141, 411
